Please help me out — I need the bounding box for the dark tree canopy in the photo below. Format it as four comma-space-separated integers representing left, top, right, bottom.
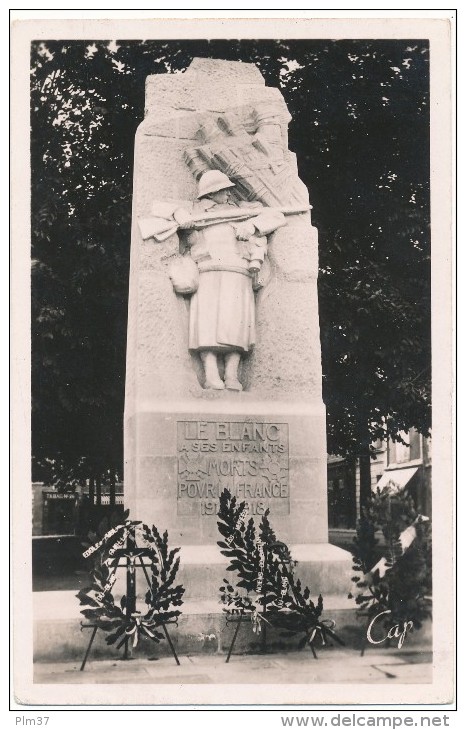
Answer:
31, 39, 430, 481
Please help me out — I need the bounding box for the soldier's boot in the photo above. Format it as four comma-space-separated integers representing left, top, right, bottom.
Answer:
224, 351, 243, 391
200, 351, 225, 390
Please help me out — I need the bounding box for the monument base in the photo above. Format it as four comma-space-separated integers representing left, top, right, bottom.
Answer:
175, 542, 352, 600
33, 588, 433, 661
125, 396, 332, 546
109, 541, 353, 635
124, 396, 353, 606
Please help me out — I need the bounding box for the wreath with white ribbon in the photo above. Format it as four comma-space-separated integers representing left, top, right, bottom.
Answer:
77, 516, 184, 650
217, 489, 344, 650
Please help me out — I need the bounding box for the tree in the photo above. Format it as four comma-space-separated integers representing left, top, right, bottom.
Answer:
30, 39, 430, 482
280, 41, 430, 457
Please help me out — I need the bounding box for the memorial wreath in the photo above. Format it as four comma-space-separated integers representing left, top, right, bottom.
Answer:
217, 489, 344, 651
349, 485, 432, 640
77, 512, 185, 650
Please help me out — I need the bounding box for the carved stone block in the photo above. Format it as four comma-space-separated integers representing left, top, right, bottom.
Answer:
125, 58, 352, 603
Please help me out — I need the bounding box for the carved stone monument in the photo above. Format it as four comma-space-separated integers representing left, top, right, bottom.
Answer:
125, 59, 351, 610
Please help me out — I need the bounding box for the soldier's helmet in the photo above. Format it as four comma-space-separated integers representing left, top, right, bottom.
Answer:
197, 170, 235, 199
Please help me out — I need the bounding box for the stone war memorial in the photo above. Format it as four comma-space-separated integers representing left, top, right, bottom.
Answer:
125, 58, 352, 634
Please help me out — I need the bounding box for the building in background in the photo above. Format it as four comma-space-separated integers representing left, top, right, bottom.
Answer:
327, 429, 432, 542
379, 428, 432, 516
32, 481, 124, 537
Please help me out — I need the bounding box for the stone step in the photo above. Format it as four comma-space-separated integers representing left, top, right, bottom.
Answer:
105, 542, 354, 601
33, 590, 431, 662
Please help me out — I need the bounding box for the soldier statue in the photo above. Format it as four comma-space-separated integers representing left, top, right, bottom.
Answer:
176, 170, 285, 391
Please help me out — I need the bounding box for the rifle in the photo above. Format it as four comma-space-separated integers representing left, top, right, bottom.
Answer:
138, 204, 311, 243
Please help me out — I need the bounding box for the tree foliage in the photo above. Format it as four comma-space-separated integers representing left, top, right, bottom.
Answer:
31, 39, 430, 478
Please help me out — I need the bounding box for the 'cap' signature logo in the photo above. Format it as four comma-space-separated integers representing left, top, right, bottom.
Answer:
367, 610, 414, 649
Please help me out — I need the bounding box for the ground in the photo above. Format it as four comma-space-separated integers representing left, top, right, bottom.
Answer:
34, 646, 432, 686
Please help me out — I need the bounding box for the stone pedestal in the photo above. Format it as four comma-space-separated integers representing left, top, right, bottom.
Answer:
124, 59, 351, 611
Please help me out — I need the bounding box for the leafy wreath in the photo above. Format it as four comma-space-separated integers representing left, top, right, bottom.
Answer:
77, 511, 185, 650
217, 489, 344, 650
349, 486, 432, 633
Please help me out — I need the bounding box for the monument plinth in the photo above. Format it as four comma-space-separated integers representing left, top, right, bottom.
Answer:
125, 58, 351, 609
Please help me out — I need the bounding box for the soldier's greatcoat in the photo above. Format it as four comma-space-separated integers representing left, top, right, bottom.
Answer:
188, 200, 257, 352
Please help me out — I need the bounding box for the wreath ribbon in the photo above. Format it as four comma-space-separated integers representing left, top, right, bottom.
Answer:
307, 619, 337, 646
251, 609, 273, 634
124, 613, 158, 648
